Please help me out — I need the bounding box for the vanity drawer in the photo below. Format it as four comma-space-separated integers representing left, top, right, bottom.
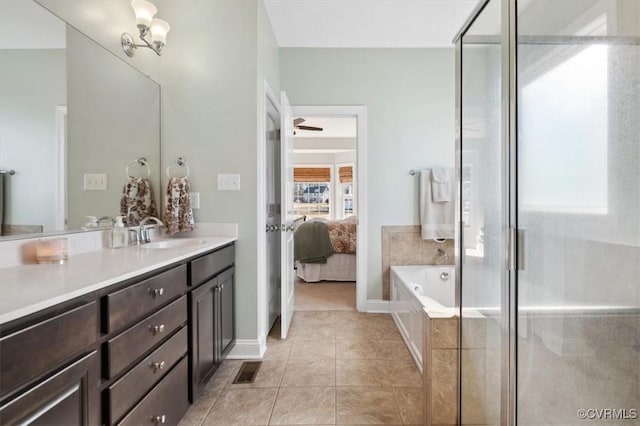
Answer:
0, 302, 97, 399
108, 327, 187, 424
191, 245, 235, 287
117, 357, 189, 426
106, 265, 187, 333
107, 296, 186, 378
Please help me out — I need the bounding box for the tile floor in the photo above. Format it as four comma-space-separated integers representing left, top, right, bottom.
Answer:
179, 311, 423, 425
294, 279, 356, 311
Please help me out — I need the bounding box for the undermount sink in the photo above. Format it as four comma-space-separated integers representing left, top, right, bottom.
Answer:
142, 239, 206, 249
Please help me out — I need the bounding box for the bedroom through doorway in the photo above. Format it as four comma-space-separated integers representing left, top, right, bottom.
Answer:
291, 112, 359, 312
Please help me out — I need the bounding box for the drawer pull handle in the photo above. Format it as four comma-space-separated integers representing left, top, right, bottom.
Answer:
149, 287, 164, 297
149, 324, 165, 334
220, 284, 225, 290
151, 414, 166, 424
151, 361, 166, 371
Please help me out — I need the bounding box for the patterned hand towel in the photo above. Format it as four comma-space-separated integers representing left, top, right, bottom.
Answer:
120, 177, 157, 226
164, 177, 195, 235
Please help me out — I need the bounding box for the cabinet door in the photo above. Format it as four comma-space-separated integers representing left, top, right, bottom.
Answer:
189, 278, 217, 400
218, 267, 235, 357
0, 351, 99, 426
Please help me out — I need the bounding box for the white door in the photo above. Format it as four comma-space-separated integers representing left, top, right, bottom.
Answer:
280, 92, 295, 338
265, 95, 281, 331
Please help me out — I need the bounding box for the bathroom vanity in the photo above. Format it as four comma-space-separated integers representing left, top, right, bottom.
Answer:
0, 238, 236, 425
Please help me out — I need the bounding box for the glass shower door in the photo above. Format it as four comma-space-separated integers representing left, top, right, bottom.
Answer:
516, 0, 640, 424
459, 1, 506, 424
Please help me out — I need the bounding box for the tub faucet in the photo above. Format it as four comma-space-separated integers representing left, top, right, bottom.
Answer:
136, 216, 164, 244
435, 247, 448, 261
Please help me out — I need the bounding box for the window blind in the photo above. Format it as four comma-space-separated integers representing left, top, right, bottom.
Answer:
339, 166, 353, 183
294, 167, 331, 183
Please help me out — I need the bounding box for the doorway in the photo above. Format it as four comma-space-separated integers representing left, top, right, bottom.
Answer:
291, 114, 358, 311
259, 100, 368, 347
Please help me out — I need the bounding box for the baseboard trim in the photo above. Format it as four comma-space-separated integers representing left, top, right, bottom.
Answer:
226, 338, 265, 359
367, 299, 391, 313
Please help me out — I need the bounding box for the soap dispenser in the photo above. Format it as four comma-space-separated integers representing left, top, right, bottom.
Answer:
110, 216, 128, 248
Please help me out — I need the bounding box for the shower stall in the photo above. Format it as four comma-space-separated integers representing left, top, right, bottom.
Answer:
454, 0, 639, 424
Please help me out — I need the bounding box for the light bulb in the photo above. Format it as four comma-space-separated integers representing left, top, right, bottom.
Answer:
150, 18, 171, 46
131, 0, 157, 30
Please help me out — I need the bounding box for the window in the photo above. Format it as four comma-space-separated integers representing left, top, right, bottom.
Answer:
520, 45, 608, 214
339, 165, 355, 218
293, 167, 331, 219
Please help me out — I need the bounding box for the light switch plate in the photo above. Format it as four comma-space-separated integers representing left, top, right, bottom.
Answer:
84, 173, 107, 190
190, 192, 200, 209
217, 174, 241, 191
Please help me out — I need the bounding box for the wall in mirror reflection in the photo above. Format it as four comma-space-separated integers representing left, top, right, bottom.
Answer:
0, 2, 160, 237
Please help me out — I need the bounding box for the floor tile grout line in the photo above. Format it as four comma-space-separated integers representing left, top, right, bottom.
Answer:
390, 385, 406, 425
266, 385, 282, 426
197, 364, 240, 425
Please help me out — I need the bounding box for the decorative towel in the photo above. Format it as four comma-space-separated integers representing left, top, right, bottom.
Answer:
294, 220, 334, 263
164, 177, 195, 235
431, 168, 451, 203
120, 177, 157, 226
420, 168, 455, 240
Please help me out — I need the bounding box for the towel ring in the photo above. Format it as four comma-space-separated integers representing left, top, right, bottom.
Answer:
126, 158, 151, 178
167, 157, 190, 178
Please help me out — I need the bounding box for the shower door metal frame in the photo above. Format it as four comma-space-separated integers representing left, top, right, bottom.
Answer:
454, 0, 519, 424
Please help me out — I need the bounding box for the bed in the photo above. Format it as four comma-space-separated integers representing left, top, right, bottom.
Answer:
294, 216, 357, 282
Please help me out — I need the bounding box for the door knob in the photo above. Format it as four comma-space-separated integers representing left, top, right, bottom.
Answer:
148, 287, 164, 297
149, 324, 165, 334
151, 361, 166, 371
151, 415, 166, 424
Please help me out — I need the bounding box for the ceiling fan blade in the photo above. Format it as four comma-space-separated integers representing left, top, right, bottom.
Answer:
296, 125, 323, 131
293, 118, 306, 126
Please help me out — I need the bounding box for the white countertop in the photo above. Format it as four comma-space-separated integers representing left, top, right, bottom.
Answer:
0, 237, 236, 325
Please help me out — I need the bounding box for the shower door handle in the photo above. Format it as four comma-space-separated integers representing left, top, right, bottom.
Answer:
509, 228, 526, 271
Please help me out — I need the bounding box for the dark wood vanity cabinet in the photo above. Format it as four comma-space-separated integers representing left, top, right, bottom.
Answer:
0, 300, 99, 426
0, 242, 235, 426
0, 351, 99, 426
189, 245, 235, 401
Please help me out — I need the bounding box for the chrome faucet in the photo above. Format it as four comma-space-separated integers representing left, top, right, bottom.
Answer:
131, 216, 164, 245
97, 216, 115, 227
435, 247, 449, 261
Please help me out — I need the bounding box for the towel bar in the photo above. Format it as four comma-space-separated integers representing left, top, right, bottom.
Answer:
167, 157, 190, 178
126, 158, 151, 178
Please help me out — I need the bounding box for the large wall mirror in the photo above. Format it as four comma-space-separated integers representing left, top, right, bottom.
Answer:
0, 1, 160, 239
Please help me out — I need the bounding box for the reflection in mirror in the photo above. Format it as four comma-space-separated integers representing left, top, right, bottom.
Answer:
0, 1, 160, 238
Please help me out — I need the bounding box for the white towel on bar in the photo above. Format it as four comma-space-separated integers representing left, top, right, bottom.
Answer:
431, 168, 450, 203
420, 168, 455, 240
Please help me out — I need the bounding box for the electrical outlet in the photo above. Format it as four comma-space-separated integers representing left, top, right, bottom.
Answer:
83, 173, 107, 190
217, 174, 241, 191
190, 192, 200, 209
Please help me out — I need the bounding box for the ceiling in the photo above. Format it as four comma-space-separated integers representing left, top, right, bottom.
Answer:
294, 116, 356, 154
263, 0, 481, 48
294, 116, 357, 138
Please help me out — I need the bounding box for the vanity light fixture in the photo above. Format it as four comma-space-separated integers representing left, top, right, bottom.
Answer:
121, 0, 170, 57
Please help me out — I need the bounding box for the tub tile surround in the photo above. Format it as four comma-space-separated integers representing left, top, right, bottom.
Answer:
381, 225, 454, 300
423, 309, 459, 426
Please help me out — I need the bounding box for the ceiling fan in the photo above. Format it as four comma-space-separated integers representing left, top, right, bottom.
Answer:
293, 118, 323, 135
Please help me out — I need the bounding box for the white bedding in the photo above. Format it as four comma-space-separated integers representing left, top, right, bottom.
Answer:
295, 254, 356, 282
